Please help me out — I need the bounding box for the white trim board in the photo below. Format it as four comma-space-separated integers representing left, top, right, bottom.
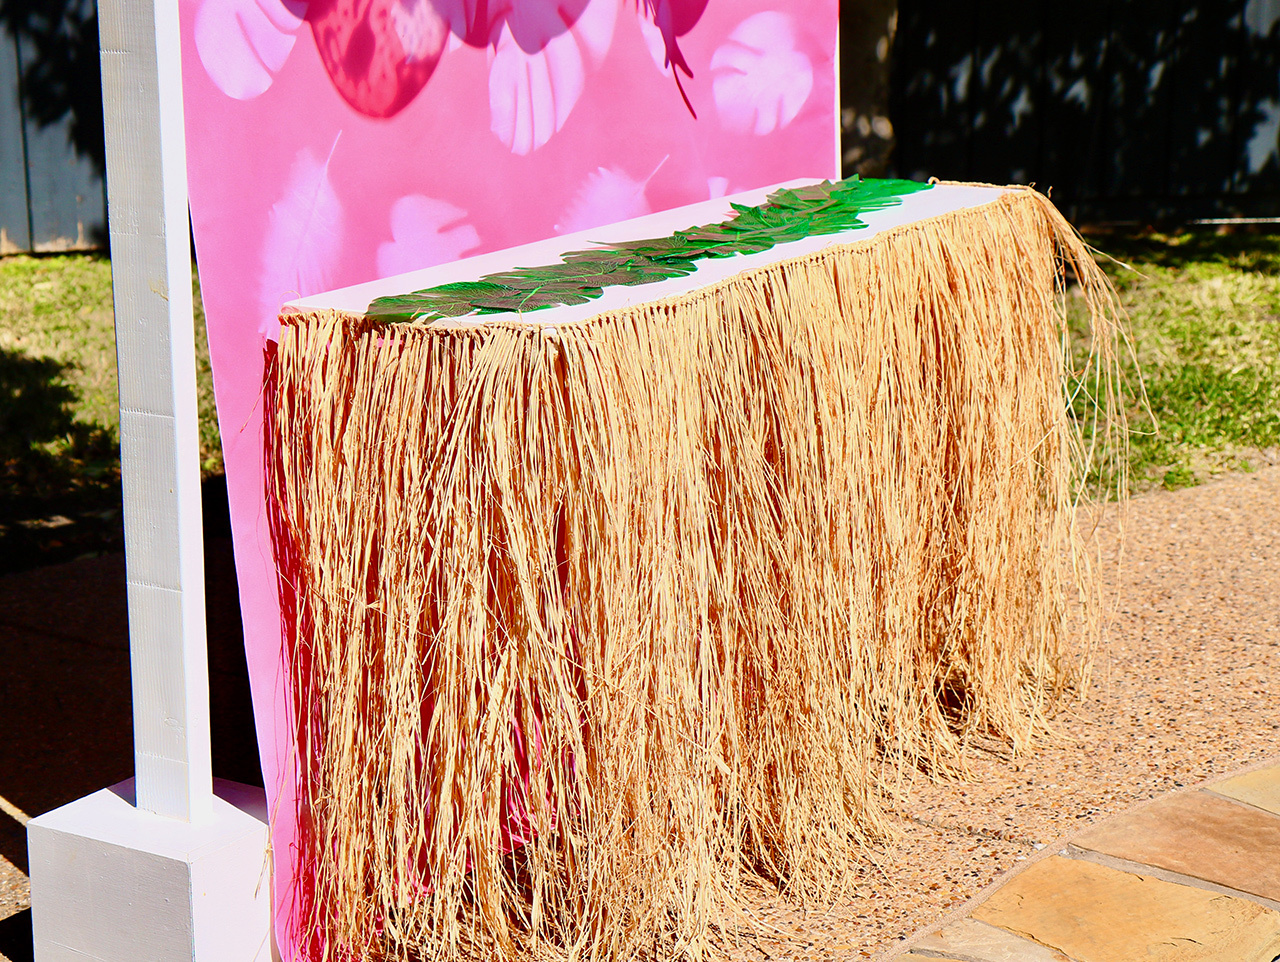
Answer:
287, 182, 1009, 327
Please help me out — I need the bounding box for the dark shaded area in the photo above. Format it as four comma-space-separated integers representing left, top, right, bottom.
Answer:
0, 346, 122, 574
0, 909, 32, 962
0, 437, 260, 871
839, 0, 897, 176
0, 324, 261, 866
891, 0, 1280, 223
1083, 222, 1280, 273
203, 475, 261, 791
0, 347, 79, 459
0, 476, 262, 874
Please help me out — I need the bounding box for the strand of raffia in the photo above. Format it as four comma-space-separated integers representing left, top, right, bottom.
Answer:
265, 187, 1126, 962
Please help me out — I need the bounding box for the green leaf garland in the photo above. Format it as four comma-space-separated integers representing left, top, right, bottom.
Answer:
365, 177, 932, 324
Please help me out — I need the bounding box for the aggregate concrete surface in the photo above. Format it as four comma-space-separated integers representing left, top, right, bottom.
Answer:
0, 467, 1277, 962
739, 466, 1280, 959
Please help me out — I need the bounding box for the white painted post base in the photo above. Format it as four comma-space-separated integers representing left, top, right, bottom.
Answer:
26, 779, 273, 962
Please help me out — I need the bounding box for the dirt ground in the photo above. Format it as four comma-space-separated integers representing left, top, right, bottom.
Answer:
0, 466, 1276, 961
733, 465, 1280, 960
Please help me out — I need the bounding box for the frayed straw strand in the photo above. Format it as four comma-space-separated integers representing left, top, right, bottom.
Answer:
266, 189, 1125, 962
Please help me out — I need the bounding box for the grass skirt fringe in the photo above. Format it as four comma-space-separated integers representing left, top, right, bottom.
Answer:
265, 188, 1125, 962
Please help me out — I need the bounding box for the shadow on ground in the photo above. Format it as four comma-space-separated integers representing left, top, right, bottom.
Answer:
0, 346, 122, 574
0, 908, 31, 962
0, 472, 263, 879
0, 321, 261, 887
1083, 223, 1280, 274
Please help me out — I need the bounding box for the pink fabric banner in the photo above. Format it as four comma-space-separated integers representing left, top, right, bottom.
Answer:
177, 0, 837, 953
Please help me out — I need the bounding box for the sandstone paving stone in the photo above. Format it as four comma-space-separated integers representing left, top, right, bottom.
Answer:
1208, 766, 1280, 817
912, 917, 1072, 961
971, 856, 1280, 962
901, 955, 970, 961
1070, 789, 1280, 902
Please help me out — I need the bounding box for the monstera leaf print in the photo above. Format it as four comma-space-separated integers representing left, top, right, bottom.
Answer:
207, 0, 707, 129
377, 195, 481, 277
429, 0, 592, 48
487, 0, 618, 154
710, 11, 813, 136
195, 0, 308, 99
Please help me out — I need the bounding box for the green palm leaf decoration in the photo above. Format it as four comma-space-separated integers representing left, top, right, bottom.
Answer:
365, 177, 931, 324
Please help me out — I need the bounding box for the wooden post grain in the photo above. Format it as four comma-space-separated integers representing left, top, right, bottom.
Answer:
98, 0, 212, 822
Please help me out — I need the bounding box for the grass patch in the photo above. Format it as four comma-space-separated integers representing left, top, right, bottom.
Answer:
0, 252, 218, 572
3, 227, 1279, 569
1082, 227, 1280, 492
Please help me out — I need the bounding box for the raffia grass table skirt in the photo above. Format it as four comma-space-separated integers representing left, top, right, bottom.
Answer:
266, 187, 1123, 962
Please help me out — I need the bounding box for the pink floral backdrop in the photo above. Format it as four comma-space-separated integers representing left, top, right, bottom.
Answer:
177, 0, 837, 953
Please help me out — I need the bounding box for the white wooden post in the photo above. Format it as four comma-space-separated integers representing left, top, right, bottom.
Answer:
25, 0, 274, 956
100, 0, 212, 824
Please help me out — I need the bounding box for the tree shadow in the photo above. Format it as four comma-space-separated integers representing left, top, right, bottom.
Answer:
0, 0, 103, 174
890, 0, 1280, 222
0, 349, 78, 459
0, 345, 122, 573
1084, 224, 1280, 275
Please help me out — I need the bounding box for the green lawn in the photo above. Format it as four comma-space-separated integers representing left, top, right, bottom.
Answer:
0, 253, 218, 571
1, 230, 1278, 570
1086, 228, 1280, 491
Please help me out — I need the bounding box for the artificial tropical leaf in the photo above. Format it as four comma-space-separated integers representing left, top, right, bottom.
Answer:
562, 249, 698, 282
364, 279, 522, 321
508, 288, 597, 312
365, 177, 933, 322
487, 261, 649, 289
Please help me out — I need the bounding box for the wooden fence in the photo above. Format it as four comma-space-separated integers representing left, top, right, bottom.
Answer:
0, 1, 105, 255
891, 0, 1280, 222
8, 0, 1280, 246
